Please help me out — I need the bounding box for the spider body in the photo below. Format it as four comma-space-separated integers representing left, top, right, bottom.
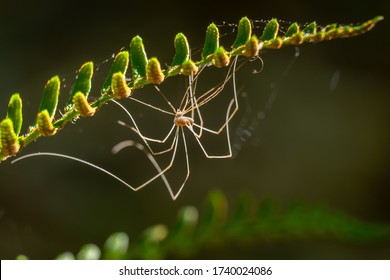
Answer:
174, 110, 194, 127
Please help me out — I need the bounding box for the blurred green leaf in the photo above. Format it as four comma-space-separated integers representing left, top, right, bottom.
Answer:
103, 232, 129, 259
56, 252, 75, 260
35, 189, 390, 260
77, 243, 101, 260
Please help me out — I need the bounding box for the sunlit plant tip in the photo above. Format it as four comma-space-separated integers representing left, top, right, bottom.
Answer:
112, 72, 131, 99
147, 57, 165, 85
72, 92, 96, 117
37, 109, 57, 137
212, 46, 230, 68
265, 37, 283, 49
0, 118, 20, 156
243, 35, 260, 57
180, 59, 198, 76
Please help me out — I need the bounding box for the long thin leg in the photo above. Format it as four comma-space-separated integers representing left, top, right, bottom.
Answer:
171, 128, 191, 200
179, 65, 206, 111
152, 85, 176, 112
203, 55, 263, 135
186, 73, 204, 138
112, 127, 181, 200
181, 67, 206, 138
187, 98, 235, 158
112, 100, 176, 155
129, 96, 174, 116
10, 145, 174, 198
117, 121, 176, 155
193, 57, 238, 109
186, 56, 241, 137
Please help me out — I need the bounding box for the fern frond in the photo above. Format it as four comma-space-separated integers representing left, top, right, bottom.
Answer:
0, 16, 384, 162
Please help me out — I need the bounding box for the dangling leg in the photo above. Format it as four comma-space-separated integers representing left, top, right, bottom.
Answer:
112, 127, 182, 200
171, 128, 191, 200
181, 67, 206, 138
112, 99, 177, 155
10, 145, 172, 197
188, 98, 235, 158
188, 56, 241, 138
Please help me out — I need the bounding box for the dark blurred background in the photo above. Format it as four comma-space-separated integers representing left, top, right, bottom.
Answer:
0, 0, 389, 259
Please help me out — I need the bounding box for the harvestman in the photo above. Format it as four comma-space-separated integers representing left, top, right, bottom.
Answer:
112, 56, 241, 199
12, 56, 243, 200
